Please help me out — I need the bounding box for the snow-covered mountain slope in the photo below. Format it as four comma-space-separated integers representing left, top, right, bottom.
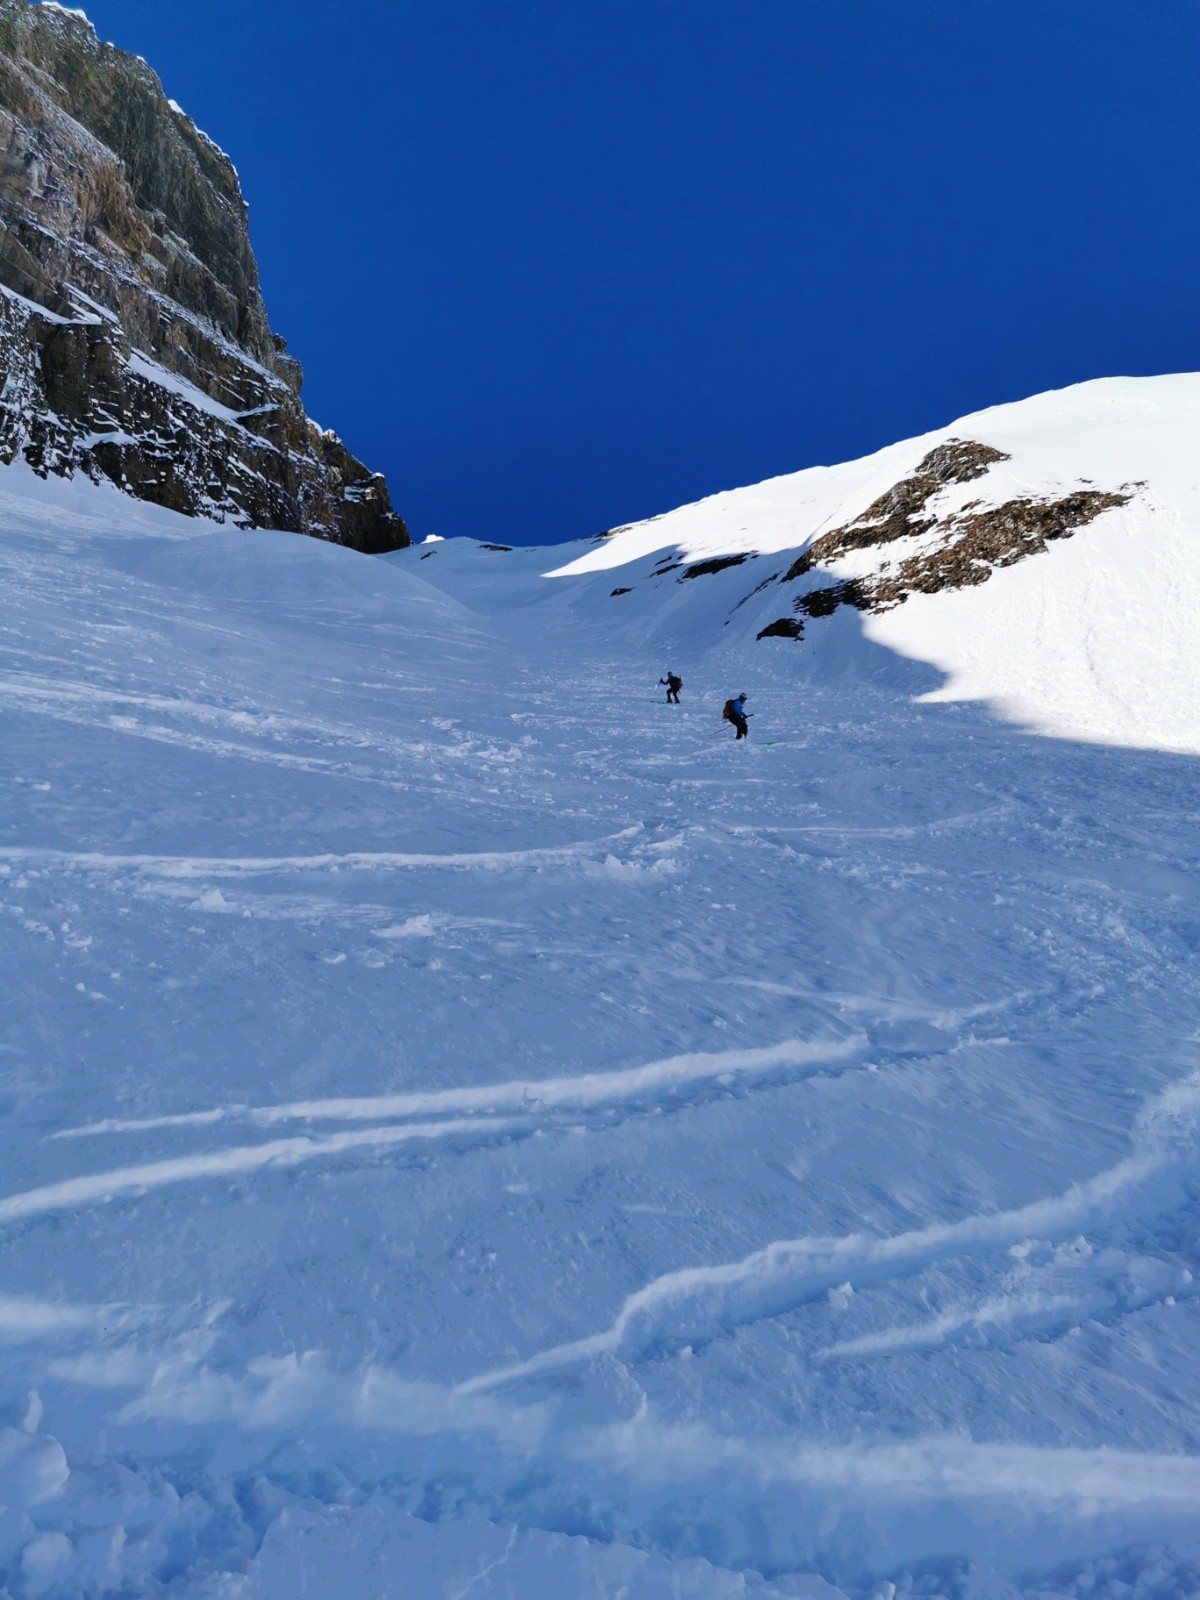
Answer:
408, 375, 1198, 754
2, 387, 1199, 1600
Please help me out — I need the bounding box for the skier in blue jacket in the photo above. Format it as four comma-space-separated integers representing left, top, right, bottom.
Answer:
723, 693, 749, 739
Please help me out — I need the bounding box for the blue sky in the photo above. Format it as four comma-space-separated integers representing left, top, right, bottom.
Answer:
76, 0, 1199, 547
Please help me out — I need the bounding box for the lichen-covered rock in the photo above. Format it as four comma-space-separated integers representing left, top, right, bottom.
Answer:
0, 0, 408, 551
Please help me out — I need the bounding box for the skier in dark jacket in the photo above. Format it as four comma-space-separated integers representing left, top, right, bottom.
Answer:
722, 692, 749, 739
659, 672, 683, 704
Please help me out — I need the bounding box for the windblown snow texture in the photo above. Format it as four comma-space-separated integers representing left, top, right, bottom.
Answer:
1, 375, 1199, 1598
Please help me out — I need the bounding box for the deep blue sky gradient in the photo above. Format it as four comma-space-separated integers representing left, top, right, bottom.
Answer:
75, 0, 1199, 545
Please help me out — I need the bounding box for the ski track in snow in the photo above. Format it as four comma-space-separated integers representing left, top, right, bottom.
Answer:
0, 675, 532, 787
460, 1071, 1200, 1394
0, 826, 644, 879
0, 1118, 520, 1226
54, 1037, 866, 1139
38, 1337, 1200, 1587
818, 1267, 1199, 1363
724, 802, 1019, 840
11, 1041, 874, 1232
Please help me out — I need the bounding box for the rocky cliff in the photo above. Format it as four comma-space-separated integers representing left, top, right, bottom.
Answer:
0, 0, 408, 551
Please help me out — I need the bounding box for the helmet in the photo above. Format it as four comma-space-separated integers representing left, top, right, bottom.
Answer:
739, 691, 748, 700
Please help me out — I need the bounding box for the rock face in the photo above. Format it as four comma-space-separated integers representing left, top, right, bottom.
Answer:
756, 439, 1132, 640
0, 0, 408, 551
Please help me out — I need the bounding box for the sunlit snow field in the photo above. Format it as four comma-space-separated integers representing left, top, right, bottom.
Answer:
1, 466, 1198, 1597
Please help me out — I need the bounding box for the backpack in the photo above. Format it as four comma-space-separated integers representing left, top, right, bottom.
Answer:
722, 699, 735, 721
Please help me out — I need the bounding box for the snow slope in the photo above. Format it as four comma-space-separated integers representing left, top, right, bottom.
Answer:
1, 401, 1199, 1599
498, 374, 1200, 754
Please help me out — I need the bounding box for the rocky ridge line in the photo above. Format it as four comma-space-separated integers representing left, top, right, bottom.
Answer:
0, 0, 408, 551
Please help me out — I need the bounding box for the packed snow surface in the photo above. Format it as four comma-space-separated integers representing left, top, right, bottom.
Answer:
1, 377, 1199, 1600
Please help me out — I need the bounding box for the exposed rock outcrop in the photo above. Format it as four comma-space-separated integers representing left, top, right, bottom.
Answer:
678, 553, 749, 580
0, 0, 408, 550
781, 439, 1011, 583
757, 439, 1133, 640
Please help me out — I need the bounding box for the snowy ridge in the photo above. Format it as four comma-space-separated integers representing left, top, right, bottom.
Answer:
413, 374, 1198, 755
